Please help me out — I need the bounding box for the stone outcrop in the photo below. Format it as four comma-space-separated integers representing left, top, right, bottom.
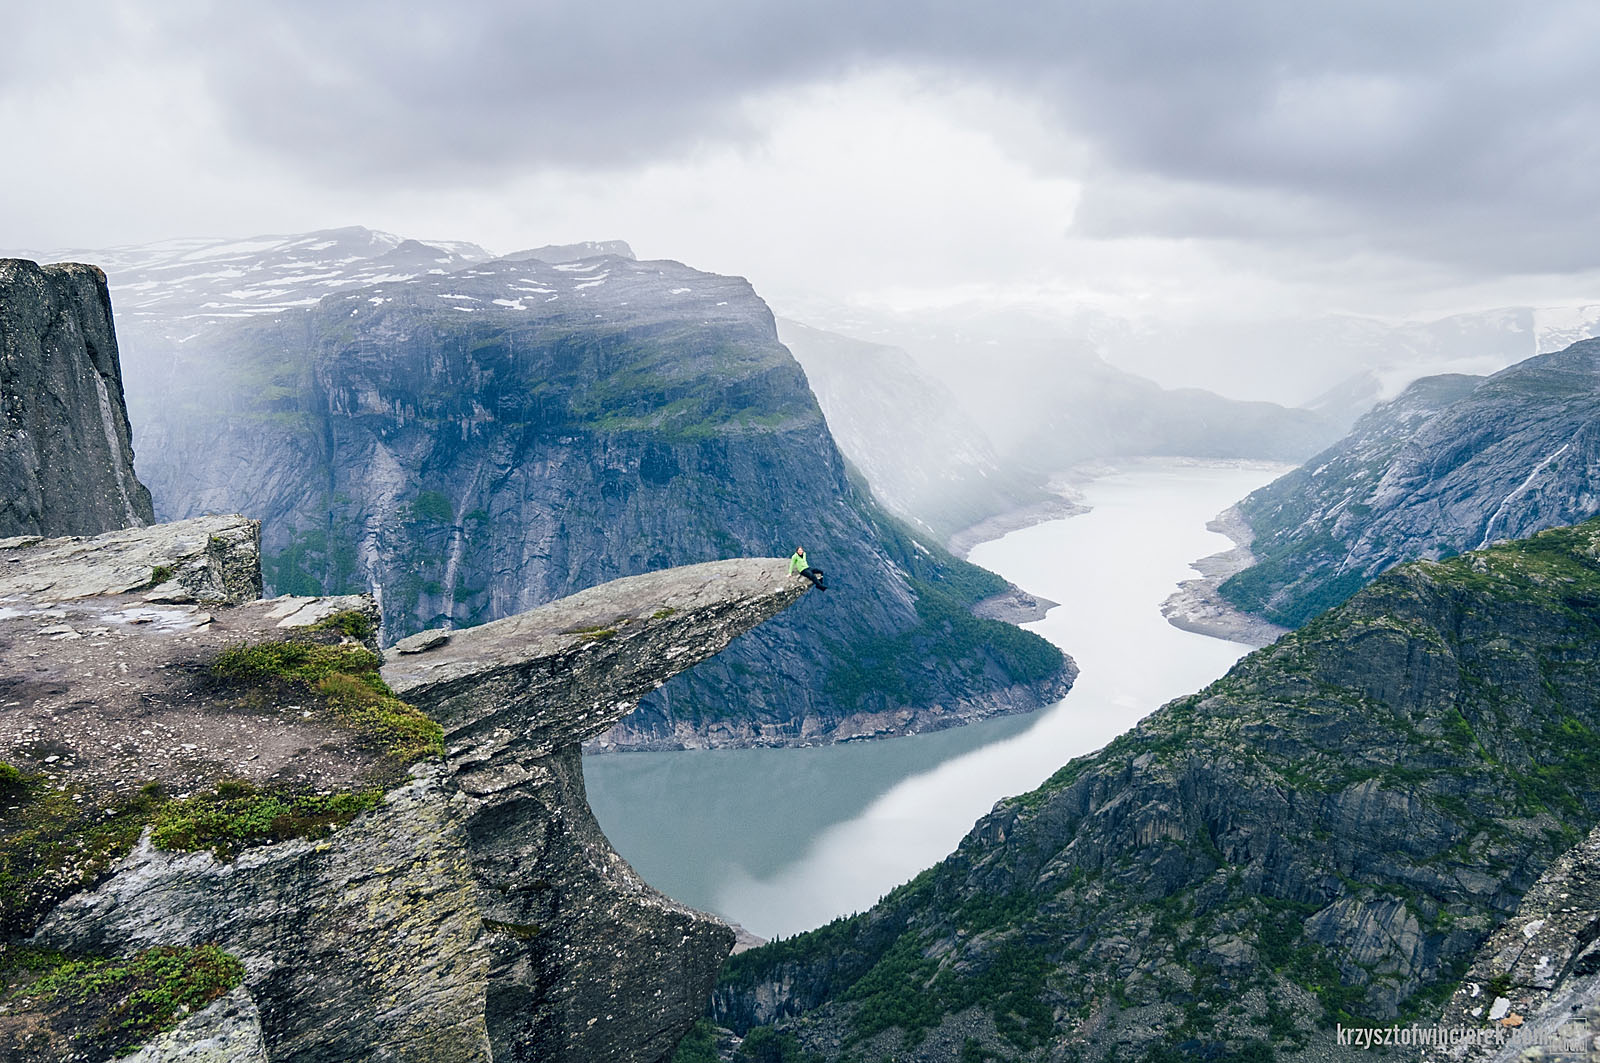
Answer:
1426, 824, 1600, 1063
0, 258, 153, 537
714, 520, 1600, 1061
1221, 339, 1600, 627
380, 559, 808, 1061
4, 517, 809, 1062
0, 513, 262, 605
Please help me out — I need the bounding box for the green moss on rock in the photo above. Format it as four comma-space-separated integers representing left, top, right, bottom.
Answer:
309, 608, 376, 641
151, 782, 384, 859
211, 640, 443, 762
714, 519, 1600, 1058
0, 776, 166, 935
3, 943, 245, 1058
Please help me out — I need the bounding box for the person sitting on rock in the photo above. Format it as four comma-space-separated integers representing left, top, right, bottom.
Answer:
788, 546, 827, 591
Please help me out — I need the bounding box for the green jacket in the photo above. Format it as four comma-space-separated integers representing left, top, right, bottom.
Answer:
789, 552, 807, 574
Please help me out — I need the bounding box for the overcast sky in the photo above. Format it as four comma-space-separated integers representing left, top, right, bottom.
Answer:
5, 2, 1600, 394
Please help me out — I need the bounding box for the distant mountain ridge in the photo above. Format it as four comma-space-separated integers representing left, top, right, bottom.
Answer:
505, 240, 636, 264
20, 227, 493, 338
93, 230, 1072, 749
1219, 338, 1600, 627
777, 316, 1343, 549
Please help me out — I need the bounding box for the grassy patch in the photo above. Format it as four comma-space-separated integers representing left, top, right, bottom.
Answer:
309, 608, 376, 641
670, 1018, 723, 1063
0, 777, 167, 936
148, 564, 175, 586
151, 781, 383, 859
563, 621, 624, 642
735, 1025, 826, 1062
4, 944, 244, 1057
211, 641, 442, 763
408, 490, 455, 524
2, 768, 390, 933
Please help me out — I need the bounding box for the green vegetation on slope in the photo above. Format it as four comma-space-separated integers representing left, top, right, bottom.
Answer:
807, 468, 1066, 718
0, 776, 167, 936
1219, 342, 1600, 627
0, 770, 391, 938
2, 632, 437, 937
151, 781, 384, 859
146, 274, 1068, 745
713, 518, 1600, 1061
2, 944, 245, 1059
211, 640, 443, 762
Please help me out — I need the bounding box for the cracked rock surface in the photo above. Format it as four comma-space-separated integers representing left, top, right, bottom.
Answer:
1427, 824, 1600, 1063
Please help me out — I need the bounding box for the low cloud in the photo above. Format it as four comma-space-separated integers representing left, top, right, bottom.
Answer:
5, 2, 1599, 313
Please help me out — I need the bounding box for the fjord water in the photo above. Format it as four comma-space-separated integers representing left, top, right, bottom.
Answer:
584, 460, 1290, 939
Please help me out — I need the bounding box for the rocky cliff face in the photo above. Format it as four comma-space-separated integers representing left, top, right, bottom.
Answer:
1425, 823, 1600, 1062
2, 515, 809, 1062
0, 259, 153, 537
1221, 339, 1600, 627
712, 519, 1600, 1062
117, 245, 1070, 749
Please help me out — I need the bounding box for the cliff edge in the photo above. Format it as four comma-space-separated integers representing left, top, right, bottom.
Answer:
0, 259, 153, 538
2, 516, 807, 1062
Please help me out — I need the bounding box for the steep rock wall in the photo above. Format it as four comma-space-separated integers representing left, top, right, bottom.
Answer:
713, 520, 1600, 1061
0, 258, 153, 537
1222, 340, 1600, 627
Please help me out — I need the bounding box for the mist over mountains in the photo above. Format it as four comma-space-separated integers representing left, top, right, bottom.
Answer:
781, 294, 1600, 429
9, 223, 1600, 1061
11, 6, 1600, 1060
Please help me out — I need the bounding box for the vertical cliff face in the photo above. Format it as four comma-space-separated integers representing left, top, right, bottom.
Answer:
0, 259, 153, 538
384, 560, 810, 1061
4, 514, 809, 1062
